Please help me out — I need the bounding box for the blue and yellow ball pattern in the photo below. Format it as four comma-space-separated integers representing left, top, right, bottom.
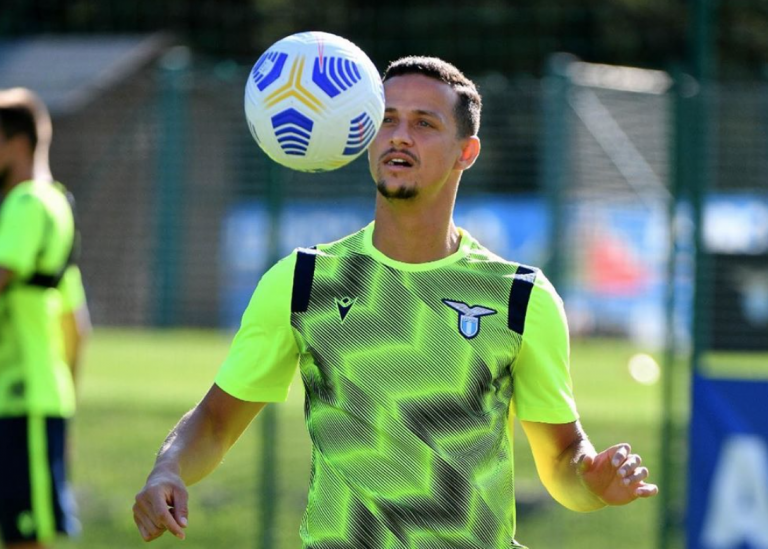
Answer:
245, 32, 385, 173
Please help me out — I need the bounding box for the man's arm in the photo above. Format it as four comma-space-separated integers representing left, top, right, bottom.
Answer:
0, 266, 13, 293
133, 384, 266, 542
57, 265, 91, 388
520, 419, 658, 512
61, 303, 91, 388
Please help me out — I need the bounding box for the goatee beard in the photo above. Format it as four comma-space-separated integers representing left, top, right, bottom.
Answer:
376, 180, 418, 200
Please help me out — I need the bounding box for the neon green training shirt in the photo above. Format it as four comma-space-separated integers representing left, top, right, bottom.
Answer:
0, 180, 85, 418
216, 223, 578, 549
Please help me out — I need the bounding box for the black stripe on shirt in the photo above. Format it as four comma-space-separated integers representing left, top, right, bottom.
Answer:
508, 266, 537, 335
291, 249, 317, 313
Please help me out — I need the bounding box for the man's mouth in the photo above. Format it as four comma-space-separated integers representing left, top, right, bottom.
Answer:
382, 152, 416, 168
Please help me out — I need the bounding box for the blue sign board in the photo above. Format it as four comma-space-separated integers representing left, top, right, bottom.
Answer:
687, 373, 768, 549
219, 193, 768, 337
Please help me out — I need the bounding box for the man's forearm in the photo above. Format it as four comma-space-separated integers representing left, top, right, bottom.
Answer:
545, 437, 606, 513
150, 386, 265, 488
153, 404, 231, 487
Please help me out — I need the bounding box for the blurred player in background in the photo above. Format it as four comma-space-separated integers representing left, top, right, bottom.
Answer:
0, 88, 90, 549
134, 57, 657, 548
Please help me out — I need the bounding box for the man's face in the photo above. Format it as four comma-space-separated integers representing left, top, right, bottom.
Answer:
368, 74, 468, 200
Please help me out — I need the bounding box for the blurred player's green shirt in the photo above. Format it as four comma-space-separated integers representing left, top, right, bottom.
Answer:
216, 223, 578, 549
0, 180, 85, 418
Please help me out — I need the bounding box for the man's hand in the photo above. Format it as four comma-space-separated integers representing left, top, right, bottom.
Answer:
133, 471, 189, 542
579, 443, 659, 506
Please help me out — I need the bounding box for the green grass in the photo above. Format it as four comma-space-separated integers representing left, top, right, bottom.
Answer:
56, 328, 686, 549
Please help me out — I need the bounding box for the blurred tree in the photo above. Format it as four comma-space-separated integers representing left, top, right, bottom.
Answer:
0, 0, 764, 78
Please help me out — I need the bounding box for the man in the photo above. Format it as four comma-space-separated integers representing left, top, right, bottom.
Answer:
133, 57, 657, 548
0, 88, 90, 549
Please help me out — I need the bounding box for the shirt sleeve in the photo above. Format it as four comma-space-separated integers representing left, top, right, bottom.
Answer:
214, 252, 300, 402
510, 272, 579, 424
0, 192, 46, 278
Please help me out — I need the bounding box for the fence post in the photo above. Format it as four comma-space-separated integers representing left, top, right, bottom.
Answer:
659, 68, 698, 549
670, 2, 717, 547
689, 0, 717, 377
258, 161, 284, 549
154, 47, 190, 326
541, 53, 573, 290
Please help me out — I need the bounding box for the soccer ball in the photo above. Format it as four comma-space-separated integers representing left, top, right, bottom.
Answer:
244, 31, 385, 172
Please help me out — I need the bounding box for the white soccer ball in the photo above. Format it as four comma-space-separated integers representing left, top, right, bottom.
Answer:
244, 31, 385, 172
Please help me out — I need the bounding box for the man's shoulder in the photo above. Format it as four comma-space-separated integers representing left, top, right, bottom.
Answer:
3, 180, 69, 214
0, 183, 50, 232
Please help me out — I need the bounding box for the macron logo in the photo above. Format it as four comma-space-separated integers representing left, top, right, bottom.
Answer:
335, 296, 357, 323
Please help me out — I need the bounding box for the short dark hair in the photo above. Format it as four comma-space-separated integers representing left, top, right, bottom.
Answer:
382, 56, 482, 139
0, 105, 38, 149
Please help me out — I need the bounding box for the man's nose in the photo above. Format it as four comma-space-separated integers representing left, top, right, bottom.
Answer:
389, 121, 413, 147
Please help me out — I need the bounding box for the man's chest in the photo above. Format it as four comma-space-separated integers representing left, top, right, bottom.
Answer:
292, 255, 522, 387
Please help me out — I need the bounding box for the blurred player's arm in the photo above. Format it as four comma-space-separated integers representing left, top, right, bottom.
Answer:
521, 419, 658, 512
60, 304, 91, 384
133, 384, 265, 542
58, 265, 91, 388
0, 266, 14, 293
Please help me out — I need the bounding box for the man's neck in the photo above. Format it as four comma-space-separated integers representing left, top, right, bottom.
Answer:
372, 195, 461, 264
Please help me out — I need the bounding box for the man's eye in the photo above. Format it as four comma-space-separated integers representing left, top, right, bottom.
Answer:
417, 120, 433, 128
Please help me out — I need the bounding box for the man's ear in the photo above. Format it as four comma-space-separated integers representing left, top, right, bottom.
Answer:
455, 136, 481, 171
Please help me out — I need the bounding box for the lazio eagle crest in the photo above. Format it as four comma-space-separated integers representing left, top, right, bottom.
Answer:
442, 299, 497, 339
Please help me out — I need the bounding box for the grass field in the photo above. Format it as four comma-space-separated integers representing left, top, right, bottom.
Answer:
55, 328, 687, 549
